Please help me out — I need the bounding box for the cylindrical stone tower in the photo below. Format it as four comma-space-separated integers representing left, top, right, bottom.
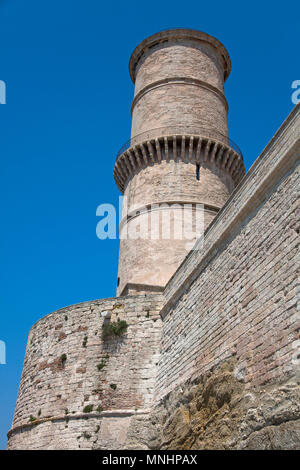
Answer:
114, 29, 245, 296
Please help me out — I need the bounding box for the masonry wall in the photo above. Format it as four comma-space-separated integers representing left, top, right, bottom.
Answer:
7, 295, 163, 449
157, 161, 299, 396
152, 105, 300, 449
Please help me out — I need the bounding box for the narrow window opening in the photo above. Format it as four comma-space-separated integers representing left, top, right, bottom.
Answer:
196, 164, 200, 181
117, 277, 120, 287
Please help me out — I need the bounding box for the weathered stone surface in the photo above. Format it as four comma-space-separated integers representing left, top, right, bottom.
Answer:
150, 359, 300, 450
240, 419, 300, 450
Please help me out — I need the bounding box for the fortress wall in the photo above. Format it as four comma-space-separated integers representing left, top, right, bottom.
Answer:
152, 105, 300, 449
7, 294, 163, 449
157, 157, 299, 396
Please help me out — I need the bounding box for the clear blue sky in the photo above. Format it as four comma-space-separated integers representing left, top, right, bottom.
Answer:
0, 0, 298, 449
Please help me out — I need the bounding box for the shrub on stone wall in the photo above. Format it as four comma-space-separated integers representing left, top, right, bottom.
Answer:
97, 360, 106, 371
83, 405, 93, 413
102, 319, 128, 340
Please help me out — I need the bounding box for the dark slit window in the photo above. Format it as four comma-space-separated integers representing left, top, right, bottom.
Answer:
196, 164, 200, 181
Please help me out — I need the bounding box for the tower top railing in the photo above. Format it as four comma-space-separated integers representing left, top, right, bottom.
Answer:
116, 126, 242, 159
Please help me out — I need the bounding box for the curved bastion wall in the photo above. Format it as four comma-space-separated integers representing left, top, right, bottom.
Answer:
7, 294, 163, 450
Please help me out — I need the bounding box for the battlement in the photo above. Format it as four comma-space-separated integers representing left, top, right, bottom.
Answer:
114, 130, 244, 193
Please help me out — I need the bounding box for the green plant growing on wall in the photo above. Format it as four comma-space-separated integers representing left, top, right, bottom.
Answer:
82, 336, 88, 347
97, 360, 106, 371
110, 384, 117, 390
102, 319, 128, 340
83, 404, 93, 413
61, 353, 67, 365
96, 405, 103, 413
29, 415, 37, 422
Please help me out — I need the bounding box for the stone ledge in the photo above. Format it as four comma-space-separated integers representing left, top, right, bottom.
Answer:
118, 200, 220, 233
7, 408, 151, 438
119, 283, 165, 297
131, 77, 228, 115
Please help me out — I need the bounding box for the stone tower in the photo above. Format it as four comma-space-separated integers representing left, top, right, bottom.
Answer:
114, 29, 244, 296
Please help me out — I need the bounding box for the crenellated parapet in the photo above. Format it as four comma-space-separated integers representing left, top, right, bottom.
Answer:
114, 131, 244, 193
